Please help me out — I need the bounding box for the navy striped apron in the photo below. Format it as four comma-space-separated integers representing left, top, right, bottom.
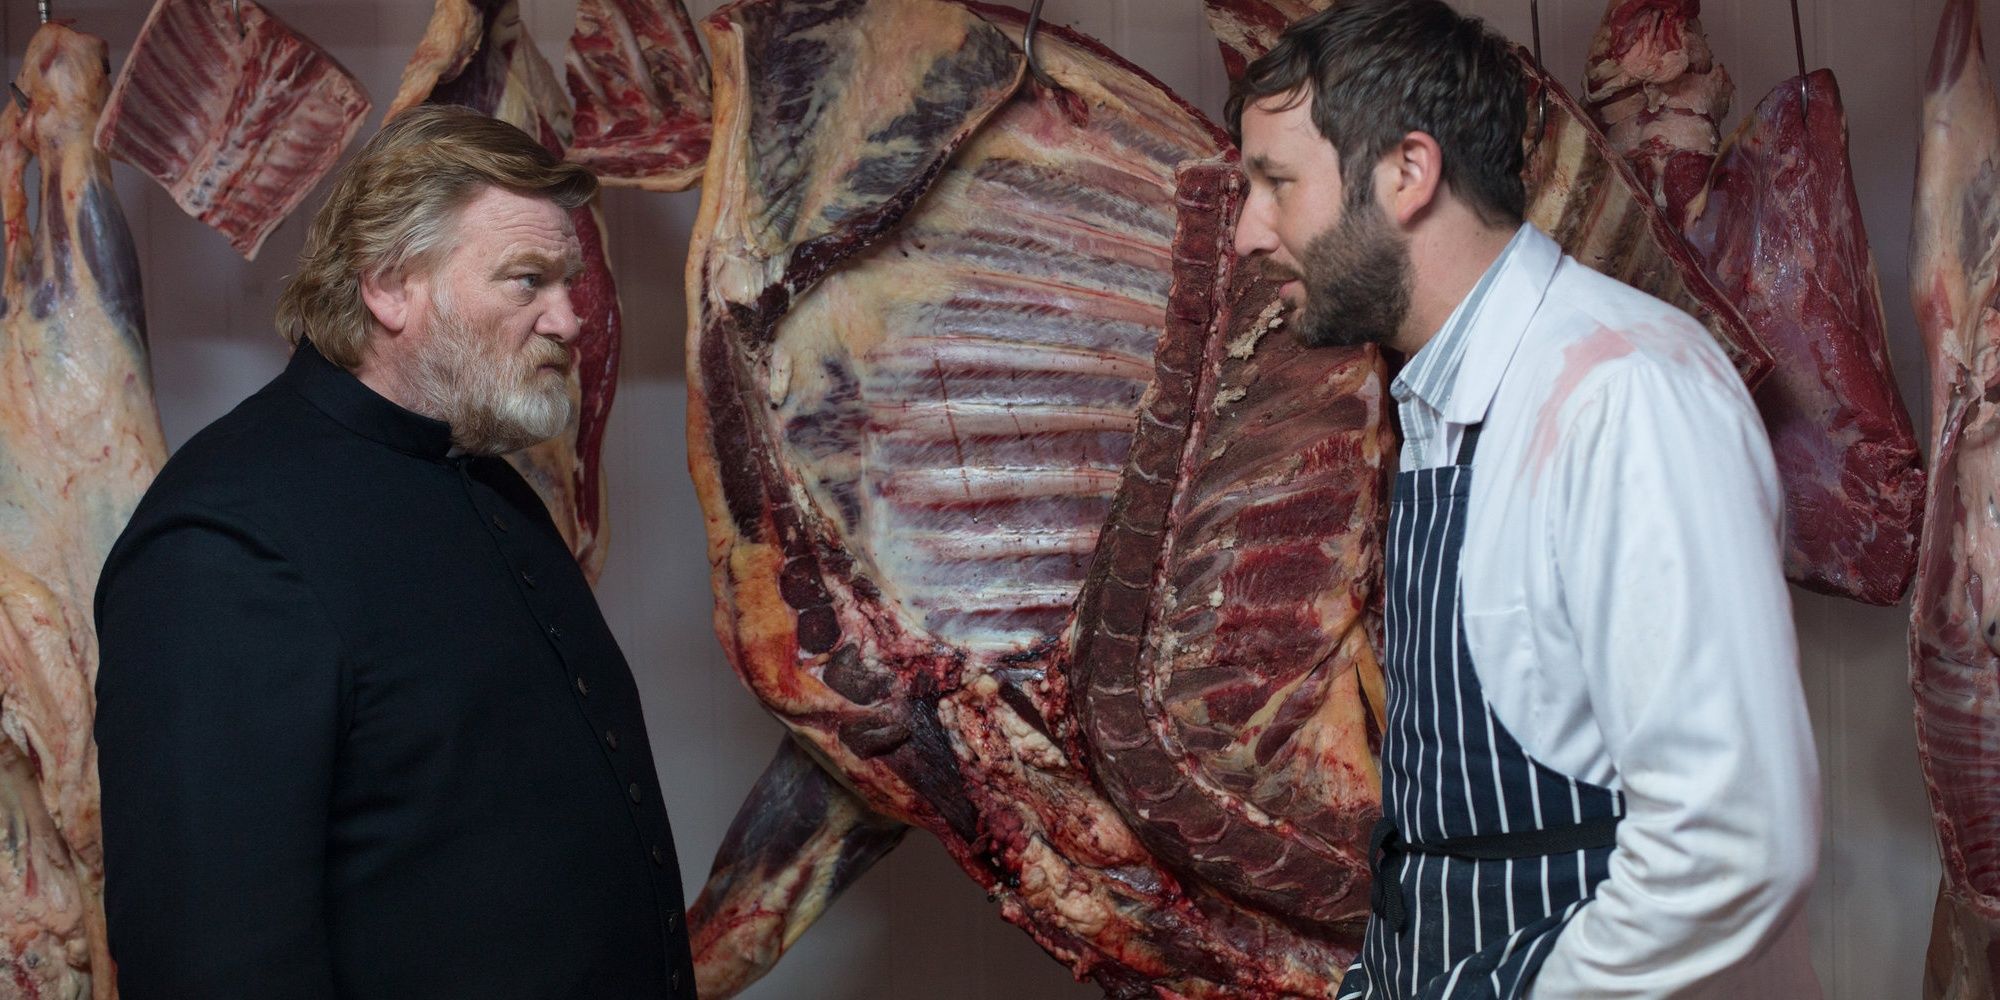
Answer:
1336, 426, 1624, 1000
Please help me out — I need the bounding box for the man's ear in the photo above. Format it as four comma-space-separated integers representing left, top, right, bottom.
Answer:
360, 266, 420, 336
1380, 131, 1445, 226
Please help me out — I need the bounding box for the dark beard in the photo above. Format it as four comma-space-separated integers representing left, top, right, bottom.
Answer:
1293, 196, 1412, 349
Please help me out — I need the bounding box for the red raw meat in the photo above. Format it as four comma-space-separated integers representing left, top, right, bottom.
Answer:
94, 0, 371, 260
1910, 0, 2000, 995
1072, 158, 1390, 932
566, 0, 712, 191
1582, 0, 1733, 232
1686, 72, 1924, 606
686, 1, 1376, 994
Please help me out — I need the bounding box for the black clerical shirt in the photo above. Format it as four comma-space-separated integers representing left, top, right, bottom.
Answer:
93, 342, 694, 999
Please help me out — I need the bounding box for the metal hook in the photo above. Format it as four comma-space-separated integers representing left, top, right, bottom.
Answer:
1525, 0, 1549, 155
38, 0, 51, 24
1787, 0, 1809, 116
1529, 0, 1543, 67
1022, 0, 1060, 92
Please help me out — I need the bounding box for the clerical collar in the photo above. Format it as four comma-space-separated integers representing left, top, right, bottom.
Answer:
279, 339, 455, 460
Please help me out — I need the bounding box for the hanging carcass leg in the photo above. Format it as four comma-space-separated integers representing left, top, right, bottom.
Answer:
687, 736, 908, 999
1581, 0, 1734, 232
0, 23, 166, 1000
1911, 0, 2000, 995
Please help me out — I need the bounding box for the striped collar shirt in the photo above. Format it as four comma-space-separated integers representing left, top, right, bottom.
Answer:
1368, 221, 1819, 997
1389, 223, 1536, 470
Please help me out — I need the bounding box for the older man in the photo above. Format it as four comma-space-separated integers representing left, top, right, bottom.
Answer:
1229, 2, 1819, 997
93, 106, 693, 999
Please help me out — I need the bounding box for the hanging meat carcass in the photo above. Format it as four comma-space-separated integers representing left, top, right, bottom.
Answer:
1581, 0, 1732, 232
1582, 1, 1924, 606
1204, 0, 1323, 79
1202, 0, 1773, 390
1685, 72, 1924, 606
93, 0, 371, 260
389, 0, 623, 580
1518, 58, 1770, 386
1910, 0, 2000, 995
1068, 162, 1390, 933
565, 0, 712, 190
686, 0, 1389, 994
1, 23, 166, 999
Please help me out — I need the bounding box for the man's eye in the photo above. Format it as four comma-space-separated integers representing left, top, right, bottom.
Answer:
514, 273, 542, 290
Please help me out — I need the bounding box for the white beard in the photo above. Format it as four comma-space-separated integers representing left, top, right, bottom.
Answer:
408, 291, 576, 455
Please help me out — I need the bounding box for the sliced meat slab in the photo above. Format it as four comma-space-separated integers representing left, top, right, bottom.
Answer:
1582, 0, 1733, 232
1910, 0, 2000, 995
1072, 156, 1389, 931
2, 23, 166, 1000
689, 1, 1360, 994
1686, 71, 1924, 606
565, 0, 712, 191
93, 0, 371, 260
392, 0, 622, 581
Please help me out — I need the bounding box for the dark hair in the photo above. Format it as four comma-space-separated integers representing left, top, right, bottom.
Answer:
1224, 0, 1525, 227
277, 105, 598, 367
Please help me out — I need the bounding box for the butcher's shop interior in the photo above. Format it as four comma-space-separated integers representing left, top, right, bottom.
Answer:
0, 0, 1991, 996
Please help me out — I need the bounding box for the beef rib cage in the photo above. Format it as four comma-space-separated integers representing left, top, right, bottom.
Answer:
686, 1, 1375, 995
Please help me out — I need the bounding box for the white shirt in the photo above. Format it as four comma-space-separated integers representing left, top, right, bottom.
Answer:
1391, 225, 1822, 998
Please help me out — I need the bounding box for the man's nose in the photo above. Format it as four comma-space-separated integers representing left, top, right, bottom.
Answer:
1234, 196, 1276, 260
541, 287, 583, 343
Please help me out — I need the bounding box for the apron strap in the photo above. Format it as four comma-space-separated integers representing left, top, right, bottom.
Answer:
1368, 813, 1622, 931
1455, 422, 1484, 466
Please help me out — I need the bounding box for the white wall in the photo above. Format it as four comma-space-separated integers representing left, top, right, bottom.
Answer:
0, 0, 1949, 996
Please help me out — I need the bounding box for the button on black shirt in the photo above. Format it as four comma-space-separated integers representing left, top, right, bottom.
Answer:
94, 343, 695, 999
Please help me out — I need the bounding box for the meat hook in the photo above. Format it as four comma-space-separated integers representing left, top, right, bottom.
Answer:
38, 0, 51, 24
1788, 0, 1809, 116
1529, 0, 1543, 67
1022, 0, 1061, 92
1524, 0, 1549, 155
